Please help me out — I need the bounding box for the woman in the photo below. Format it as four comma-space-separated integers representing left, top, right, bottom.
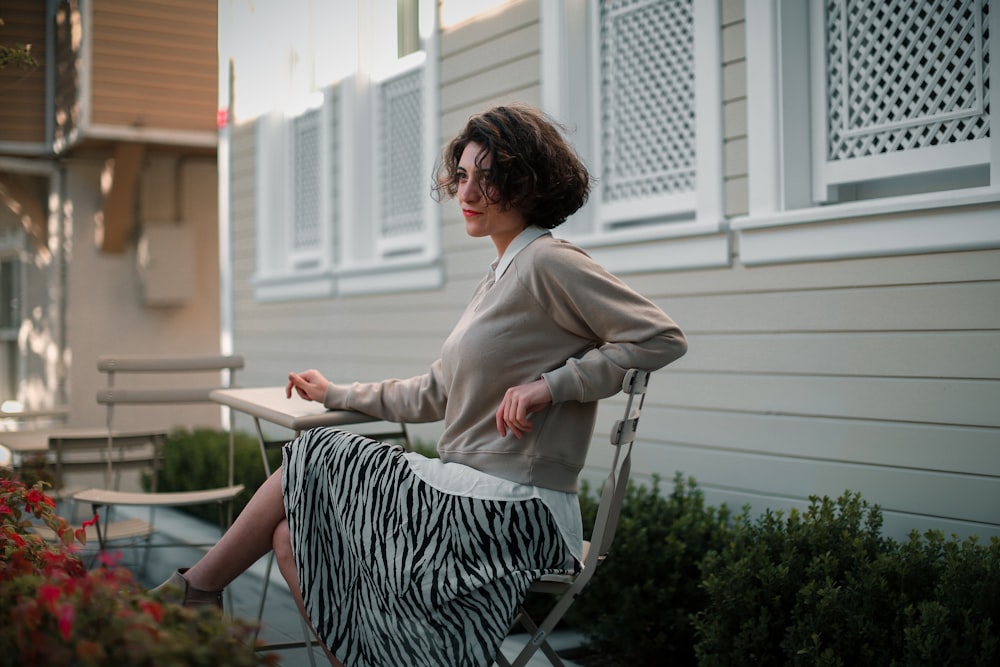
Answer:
154, 104, 687, 666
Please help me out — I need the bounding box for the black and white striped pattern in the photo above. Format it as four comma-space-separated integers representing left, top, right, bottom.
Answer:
282, 427, 577, 667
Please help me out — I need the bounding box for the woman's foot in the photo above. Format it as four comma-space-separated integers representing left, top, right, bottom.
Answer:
150, 568, 224, 610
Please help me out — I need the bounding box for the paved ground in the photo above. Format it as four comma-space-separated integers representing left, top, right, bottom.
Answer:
75, 503, 585, 667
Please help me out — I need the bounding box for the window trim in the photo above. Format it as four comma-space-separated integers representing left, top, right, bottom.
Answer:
739, 0, 1000, 266
541, 0, 728, 275
251, 0, 442, 302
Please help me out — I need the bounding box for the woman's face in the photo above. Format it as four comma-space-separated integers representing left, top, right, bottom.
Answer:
457, 141, 527, 255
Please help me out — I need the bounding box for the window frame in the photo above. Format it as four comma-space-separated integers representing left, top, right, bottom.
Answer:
0, 239, 22, 403
735, 0, 1000, 266
250, 0, 441, 302
540, 0, 729, 275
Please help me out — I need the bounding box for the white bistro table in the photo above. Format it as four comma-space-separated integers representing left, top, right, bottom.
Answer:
209, 386, 410, 471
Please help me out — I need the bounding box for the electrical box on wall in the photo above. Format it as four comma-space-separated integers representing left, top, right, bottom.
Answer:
136, 224, 195, 306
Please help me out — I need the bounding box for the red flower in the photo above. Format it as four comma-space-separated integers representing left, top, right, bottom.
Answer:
24, 488, 49, 509
39, 583, 62, 609
4, 530, 26, 548
57, 603, 75, 641
139, 599, 164, 623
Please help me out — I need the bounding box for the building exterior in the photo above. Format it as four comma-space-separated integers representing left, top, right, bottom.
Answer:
221, 0, 1000, 541
1, 0, 224, 432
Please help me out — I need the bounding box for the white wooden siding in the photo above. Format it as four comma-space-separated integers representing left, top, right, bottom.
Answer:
585, 247, 1000, 541
226, 0, 999, 541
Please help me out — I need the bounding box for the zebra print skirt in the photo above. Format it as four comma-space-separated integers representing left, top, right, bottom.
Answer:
281, 427, 578, 667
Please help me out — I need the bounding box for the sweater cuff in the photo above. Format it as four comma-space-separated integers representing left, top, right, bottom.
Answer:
322, 382, 349, 410
541, 367, 579, 404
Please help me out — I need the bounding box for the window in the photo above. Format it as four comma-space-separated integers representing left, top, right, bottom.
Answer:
737, 0, 999, 265
0, 251, 20, 403
542, 0, 728, 274
814, 0, 991, 203
245, 0, 440, 301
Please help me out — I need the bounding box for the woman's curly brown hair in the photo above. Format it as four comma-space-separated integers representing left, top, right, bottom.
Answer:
432, 104, 592, 229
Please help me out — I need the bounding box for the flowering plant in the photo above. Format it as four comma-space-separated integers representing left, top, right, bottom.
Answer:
0, 475, 277, 666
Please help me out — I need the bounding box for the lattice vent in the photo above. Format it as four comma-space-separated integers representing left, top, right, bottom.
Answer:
379, 68, 424, 237
826, 0, 990, 162
599, 0, 696, 204
292, 108, 321, 251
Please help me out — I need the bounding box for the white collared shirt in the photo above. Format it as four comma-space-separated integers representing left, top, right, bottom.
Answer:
491, 225, 551, 283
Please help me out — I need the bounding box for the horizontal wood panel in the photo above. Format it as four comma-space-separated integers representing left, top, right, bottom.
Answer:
91, 32, 216, 58
91, 106, 214, 132
89, 1, 216, 133
595, 441, 1000, 526
440, 84, 542, 131
440, 55, 541, 110
661, 282, 1000, 333
440, 23, 540, 83
90, 59, 216, 90
621, 248, 1000, 298
613, 404, 1000, 476
658, 372, 1000, 428
678, 331, 1000, 378
440, 0, 539, 56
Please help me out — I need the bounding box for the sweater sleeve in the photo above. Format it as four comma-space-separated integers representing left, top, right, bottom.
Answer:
528, 241, 687, 403
322, 358, 449, 423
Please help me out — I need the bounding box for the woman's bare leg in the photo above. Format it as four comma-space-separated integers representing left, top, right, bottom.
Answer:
169, 466, 342, 665
181, 468, 286, 592
273, 519, 343, 667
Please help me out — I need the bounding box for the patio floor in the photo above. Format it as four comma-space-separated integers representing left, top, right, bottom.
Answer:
84, 503, 586, 667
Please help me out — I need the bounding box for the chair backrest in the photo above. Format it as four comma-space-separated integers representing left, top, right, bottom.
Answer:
585, 368, 650, 570
50, 429, 168, 495
96, 354, 245, 488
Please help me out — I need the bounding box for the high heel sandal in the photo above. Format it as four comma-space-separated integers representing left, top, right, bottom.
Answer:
150, 568, 224, 610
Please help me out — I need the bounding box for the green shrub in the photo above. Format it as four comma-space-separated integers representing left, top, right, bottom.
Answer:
144, 429, 282, 524
899, 530, 1000, 664
692, 491, 1000, 666
562, 474, 733, 666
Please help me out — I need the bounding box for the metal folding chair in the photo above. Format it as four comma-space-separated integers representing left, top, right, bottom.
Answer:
495, 368, 652, 667
72, 354, 246, 573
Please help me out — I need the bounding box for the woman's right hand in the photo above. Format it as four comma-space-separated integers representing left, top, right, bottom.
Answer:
286, 369, 330, 403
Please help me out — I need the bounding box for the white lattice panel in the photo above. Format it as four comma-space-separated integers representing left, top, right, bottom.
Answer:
825, 0, 990, 162
379, 67, 424, 239
599, 0, 696, 204
292, 108, 321, 252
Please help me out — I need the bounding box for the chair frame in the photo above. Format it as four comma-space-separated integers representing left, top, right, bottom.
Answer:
73, 354, 246, 569
495, 368, 651, 667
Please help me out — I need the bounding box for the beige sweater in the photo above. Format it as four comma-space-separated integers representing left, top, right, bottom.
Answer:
324, 233, 687, 492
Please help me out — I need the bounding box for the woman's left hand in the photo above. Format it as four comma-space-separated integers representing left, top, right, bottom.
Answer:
496, 379, 552, 438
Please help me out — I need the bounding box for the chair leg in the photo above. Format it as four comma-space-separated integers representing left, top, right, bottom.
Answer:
297, 613, 318, 667
252, 550, 317, 666
508, 607, 566, 667
253, 551, 274, 641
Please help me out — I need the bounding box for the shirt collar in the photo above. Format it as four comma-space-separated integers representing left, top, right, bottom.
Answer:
491, 226, 550, 283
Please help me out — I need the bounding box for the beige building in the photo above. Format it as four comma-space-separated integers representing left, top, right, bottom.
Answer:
6, 0, 993, 541
219, 0, 1000, 542
1, 0, 224, 432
